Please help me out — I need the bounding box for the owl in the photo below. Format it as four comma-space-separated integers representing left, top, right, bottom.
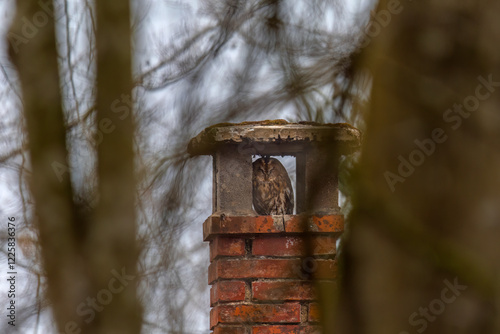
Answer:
252, 157, 294, 215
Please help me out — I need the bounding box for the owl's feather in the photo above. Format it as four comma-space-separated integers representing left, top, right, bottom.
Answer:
252, 157, 294, 215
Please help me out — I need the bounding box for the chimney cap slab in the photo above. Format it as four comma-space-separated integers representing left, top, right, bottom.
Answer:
188, 119, 361, 156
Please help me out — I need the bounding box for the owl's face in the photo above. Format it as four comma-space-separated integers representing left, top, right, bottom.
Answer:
253, 157, 278, 182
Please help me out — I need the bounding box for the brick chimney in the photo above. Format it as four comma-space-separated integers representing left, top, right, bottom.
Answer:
188, 120, 361, 334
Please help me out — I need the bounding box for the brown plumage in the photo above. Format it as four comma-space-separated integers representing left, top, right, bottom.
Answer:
252, 157, 294, 215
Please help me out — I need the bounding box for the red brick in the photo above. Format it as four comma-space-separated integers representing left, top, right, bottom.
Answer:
252, 236, 336, 257
311, 236, 337, 255
209, 259, 337, 284
308, 303, 320, 322
213, 325, 246, 334
312, 260, 337, 279
298, 326, 322, 334
252, 325, 299, 334
211, 307, 217, 329
211, 281, 246, 305
203, 215, 344, 240
204, 216, 283, 240
211, 237, 246, 261
252, 281, 336, 302
253, 281, 315, 301
211, 304, 301, 328
252, 326, 322, 334
209, 259, 300, 284
285, 215, 343, 233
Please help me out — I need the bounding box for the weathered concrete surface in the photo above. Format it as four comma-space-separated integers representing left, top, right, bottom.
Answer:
212, 146, 254, 215
188, 120, 361, 156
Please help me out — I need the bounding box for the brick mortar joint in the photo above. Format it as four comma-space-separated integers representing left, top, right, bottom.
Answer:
210, 254, 336, 260
211, 278, 337, 284
205, 232, 344, 241
212, 301, 307, 305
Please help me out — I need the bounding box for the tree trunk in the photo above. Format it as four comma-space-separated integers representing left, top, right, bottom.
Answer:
89, 1, 142, 333
8, 1, 142, 333
337, 1, 500, 333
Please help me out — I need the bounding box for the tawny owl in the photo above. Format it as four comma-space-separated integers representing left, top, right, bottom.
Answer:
252, 157, 294, 215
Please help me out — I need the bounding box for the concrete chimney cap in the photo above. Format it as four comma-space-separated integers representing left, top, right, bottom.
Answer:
188, 119, 361, 156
